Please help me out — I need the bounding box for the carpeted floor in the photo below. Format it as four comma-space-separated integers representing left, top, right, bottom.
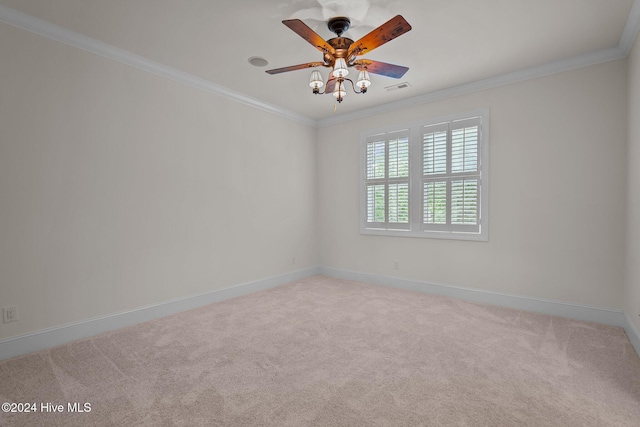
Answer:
1, 275, 639, 426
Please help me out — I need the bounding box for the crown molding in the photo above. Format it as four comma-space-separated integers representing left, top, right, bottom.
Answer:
620, 0, 640, 56
1, 2, 639, 129
317, 0, 640, 127
317, 45, 627, 127
0, 4, 316, 128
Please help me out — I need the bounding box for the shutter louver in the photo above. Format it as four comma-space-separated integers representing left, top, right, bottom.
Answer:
367, 184, 385, 223
424, 130, 447, 176
389, 183, 409, 223
451, 179, 478, 225
389, 137, 409, 178
367, 141, 385, 180
424, 181, 447, 225
451, 126, 479, 173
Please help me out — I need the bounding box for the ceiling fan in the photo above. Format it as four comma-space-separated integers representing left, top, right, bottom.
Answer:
266, 15, 412, 103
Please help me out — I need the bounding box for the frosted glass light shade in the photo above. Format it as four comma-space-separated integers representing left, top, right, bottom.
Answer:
357, 69, 371, 89
309, 70, 324, 88
333, 80, 346, 102
332, 58, 349, 78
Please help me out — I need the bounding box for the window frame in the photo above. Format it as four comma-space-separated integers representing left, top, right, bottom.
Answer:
359, 108, 490, 241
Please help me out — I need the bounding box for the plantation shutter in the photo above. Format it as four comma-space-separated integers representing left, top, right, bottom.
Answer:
422, 122, 449, 231
360, 109, 488, 240
364, 130, 410, 230
422, 117, 481, 233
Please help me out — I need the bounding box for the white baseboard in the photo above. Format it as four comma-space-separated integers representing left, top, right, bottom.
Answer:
321, 267, 640, 357
322, 267, 640, 357
623, 313, 640, 357
3, 267, 639, 361
0, 267, 319, 361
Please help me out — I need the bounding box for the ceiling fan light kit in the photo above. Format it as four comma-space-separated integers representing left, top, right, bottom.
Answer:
309, 70, 324, 92
266, 15, 411, 105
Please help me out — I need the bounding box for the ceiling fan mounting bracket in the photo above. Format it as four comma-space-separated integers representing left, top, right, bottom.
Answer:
327, 17, 351, 37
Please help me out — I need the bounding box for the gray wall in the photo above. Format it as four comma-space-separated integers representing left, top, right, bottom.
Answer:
0, 17, 635, 342
626, 31, 640, 332
0, 22, 318, 340
317, 59, 628, 310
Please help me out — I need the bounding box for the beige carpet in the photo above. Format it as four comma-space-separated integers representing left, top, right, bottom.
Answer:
1, 275, 639, 426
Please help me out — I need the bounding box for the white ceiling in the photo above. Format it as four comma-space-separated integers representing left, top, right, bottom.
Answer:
0, 0, 638, 125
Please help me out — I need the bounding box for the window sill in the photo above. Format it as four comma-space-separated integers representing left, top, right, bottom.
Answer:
360, 227, 488, 241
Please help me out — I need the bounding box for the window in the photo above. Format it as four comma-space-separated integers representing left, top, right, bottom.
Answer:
360, 109, 489, 241
365, 130, 410, 230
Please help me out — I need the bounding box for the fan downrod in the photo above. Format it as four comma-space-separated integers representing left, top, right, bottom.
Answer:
327, 17, 350, 37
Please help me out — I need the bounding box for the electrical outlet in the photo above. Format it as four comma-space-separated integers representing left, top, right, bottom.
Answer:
291, 256, 296, 265
394, 260, 399, 270
3, 306, 18, 323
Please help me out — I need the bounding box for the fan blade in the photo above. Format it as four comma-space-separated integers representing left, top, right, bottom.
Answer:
283, 19, 336, 55
266, 62, 325, 75
354, 59, 409, 79
348, 15, 411, 57
324, 77, 336, 94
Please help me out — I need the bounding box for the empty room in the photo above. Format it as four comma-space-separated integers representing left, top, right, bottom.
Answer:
1, 0, 640, 425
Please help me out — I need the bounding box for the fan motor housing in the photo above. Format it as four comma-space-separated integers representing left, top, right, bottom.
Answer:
328, 37, 353, 51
